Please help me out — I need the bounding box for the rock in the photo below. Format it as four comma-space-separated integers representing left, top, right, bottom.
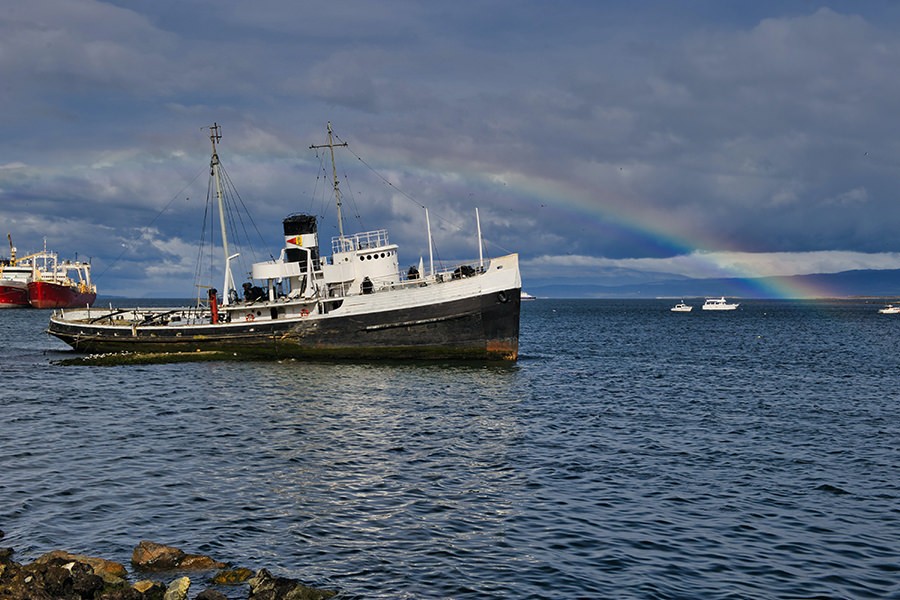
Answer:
35, 549, 128, 584
133, 579, 166, 599
0, 551, 23, 596
97, 585, 143, 600
212, 567, 254, 585
163, 575, 190, 600
178, 554, 226, 570
2, 555, 104, 600
248, 568, 337, 600
132, 541, 186, 571
132, 541, 225, 571
195, 589, 228, 600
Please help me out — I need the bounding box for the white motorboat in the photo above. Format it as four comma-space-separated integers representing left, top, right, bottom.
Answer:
878, 304, 900, 314
702, 297, 739, 311
670, 301, 692, 312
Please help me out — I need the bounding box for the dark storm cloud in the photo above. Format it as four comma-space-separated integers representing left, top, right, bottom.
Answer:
3, 1, 900, 295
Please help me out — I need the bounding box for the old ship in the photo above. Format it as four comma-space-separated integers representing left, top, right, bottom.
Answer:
47, 123, 521, 360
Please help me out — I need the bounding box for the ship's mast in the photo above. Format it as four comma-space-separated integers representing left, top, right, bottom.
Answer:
310, 122, 349, 247
209, 123, 235, 305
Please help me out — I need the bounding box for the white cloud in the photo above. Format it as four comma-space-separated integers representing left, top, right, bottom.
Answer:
525, 250, 900, 280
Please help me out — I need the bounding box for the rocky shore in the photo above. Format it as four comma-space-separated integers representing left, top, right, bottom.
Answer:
0, 532, 336, 600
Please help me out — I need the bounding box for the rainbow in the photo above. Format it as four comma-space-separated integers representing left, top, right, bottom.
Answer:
306, 140, 838, 298
476, 170, 835, 299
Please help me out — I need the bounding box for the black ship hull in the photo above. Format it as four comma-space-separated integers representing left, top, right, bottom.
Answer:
48, 287, 520, 361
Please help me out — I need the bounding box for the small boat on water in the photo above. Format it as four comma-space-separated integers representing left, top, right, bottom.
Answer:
670, 301, 692, 312
1, 236, 96, 309
521, 291, 536, 301
47, 123, 521, 360
878, 304, 900, 314
702, 297, 739, 311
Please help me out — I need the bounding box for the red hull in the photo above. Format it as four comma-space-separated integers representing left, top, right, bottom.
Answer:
28, 281, 97, 309
0, 283, 30, 308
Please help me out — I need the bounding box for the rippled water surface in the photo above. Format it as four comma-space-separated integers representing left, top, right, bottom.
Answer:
1, 300, 899, 598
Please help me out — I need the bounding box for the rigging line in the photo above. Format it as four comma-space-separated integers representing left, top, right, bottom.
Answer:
193, 178, 214, 305
330, 129, 510, 260
219, 164, 267, 264
311, 150, 339, 236
229, 165, 268, 250
314, 151, 331, 220
332, 132, 478, 236
302, 152, 324, 215
331, 133, 424, 209
93, 165, 207, 284
221, 185, 255, 283
341, 170, 364, 227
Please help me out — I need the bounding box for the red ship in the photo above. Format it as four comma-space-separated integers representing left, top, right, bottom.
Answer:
0, 279, 29, 308
27, 252, 96, 309
1, 236, 96, 309
1, 236, 36, 309
28, 279, 96, 309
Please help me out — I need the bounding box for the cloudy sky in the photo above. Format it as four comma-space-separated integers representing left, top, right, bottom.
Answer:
4, 1, 900, 297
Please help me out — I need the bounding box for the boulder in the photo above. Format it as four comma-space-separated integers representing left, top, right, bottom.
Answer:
133, 579, 166, 599
248, 568, 337, 600
212, 567, 254, 585
35, 549, 128, 584
178, 554, 226, 570
195, 589, 228, 600
163, 575, 190, 600
132, 541, 225, 571
0, 550, 22, 596
0, 546, 14, 573
0, 555, 103, 600
132, 541, 185, 571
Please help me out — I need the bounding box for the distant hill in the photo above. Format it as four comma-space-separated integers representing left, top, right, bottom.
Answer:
525, 269, 900, 299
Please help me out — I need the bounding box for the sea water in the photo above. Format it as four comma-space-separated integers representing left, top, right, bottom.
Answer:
0, 299, 898, 599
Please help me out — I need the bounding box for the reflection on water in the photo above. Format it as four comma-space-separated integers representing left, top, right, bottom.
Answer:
1, 300, 899, 598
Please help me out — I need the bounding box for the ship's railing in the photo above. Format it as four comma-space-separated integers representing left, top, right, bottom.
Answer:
332, 229, 390, 254
61, 305, 214, 326
377, 258, 488, 292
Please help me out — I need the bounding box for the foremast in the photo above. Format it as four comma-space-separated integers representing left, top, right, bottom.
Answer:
209, 123, 237, 305
310, 122, 350, 251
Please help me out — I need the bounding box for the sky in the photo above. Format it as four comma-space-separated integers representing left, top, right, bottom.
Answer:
4, 0, 900, 297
